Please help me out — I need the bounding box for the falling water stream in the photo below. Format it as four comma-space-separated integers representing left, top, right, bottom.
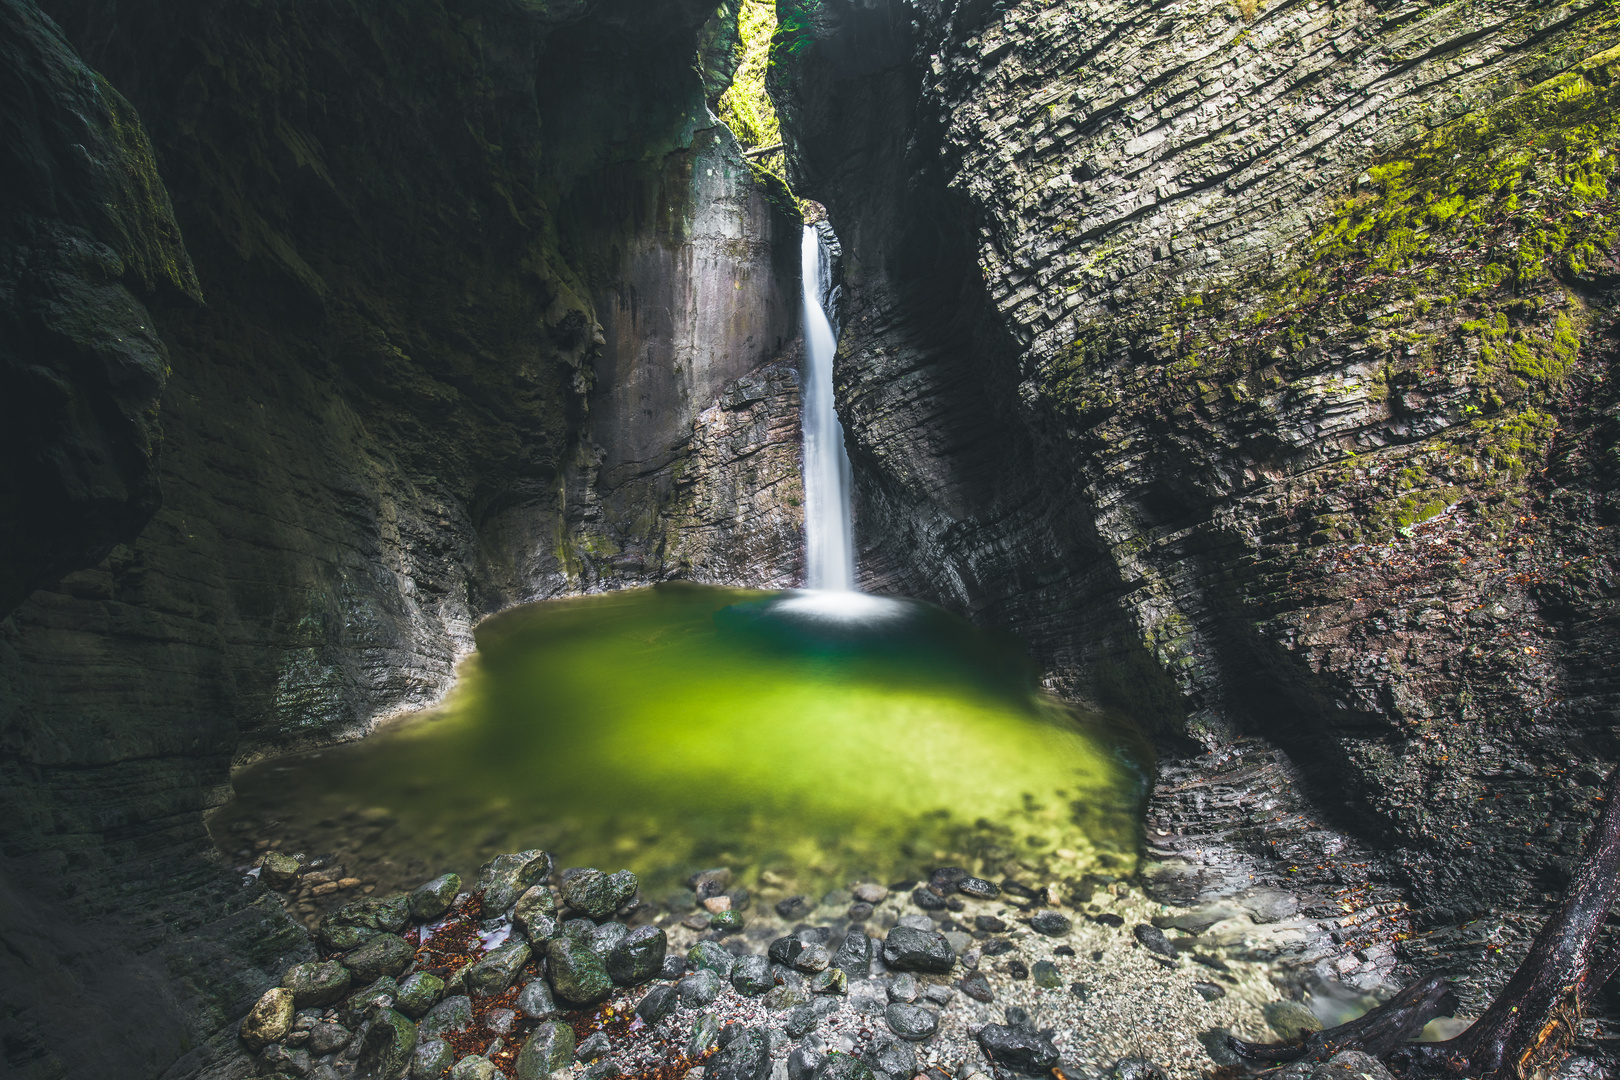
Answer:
800, 224, 856, 591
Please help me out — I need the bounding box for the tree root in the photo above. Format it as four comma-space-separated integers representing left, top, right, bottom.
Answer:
1226, 767, 1620, 1078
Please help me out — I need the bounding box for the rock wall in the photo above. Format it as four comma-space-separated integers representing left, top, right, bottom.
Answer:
0, 1, 802, 1075
773, 0, 1620, 939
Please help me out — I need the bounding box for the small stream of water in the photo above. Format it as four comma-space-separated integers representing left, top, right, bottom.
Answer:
800, 224, 856, 591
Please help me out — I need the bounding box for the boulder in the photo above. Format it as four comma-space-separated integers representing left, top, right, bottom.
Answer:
561, 867, 637, 920
282, 961, 351, 1008
477, 850, 552, 914
329, 894, 411, 934
410, 1039, 454, 1080
395, 971, 444, 1018
976, 1025, 1059, 1072
710, 1025, 771, 1080
517, 977, 561, 1019
515, 1020, 575, 1080
514, 884, 560, 942
408, 873, 461, 921
687, 940, 736, 978
811, 1051, 876, 1080
465, 940, 531, 997
547, 933, 613, 1005
355, 1008, 417, 1080
607, 925, 667, 985
884, 1003, 938, 1041
346, 933, 414, 983
730, 955, 774, 996
418, 995, 474, 1040
636, 983, 678, 1026
240, 987, 295, 1050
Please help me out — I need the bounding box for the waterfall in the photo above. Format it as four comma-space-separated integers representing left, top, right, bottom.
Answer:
800, 224, 856, 591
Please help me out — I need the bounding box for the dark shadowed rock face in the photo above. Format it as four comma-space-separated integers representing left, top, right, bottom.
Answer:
0, 0, 801, 1076
775, 0, 1620, 925
0, 0, 201, 615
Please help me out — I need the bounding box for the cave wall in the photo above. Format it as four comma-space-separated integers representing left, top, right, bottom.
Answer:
0, 1, 803, 1075
773, 0, 1620, 927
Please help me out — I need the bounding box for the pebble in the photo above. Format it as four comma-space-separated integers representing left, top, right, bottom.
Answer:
910, 887, 947, 911
922, 984, 952, 1005
732, 955, 775, 996
976, 1024, 1059, 1071
691, 868, 733, 895
884, 1003, 939, 1042
810, 968, 848, 995
680, 969, 723, 1007
518, 978, 560, 1019
880, 927, 954, 973
1132, 925, 1177, 957
852, 883, 889, 904
960, 971, 994, 1002
957, 876, 999, 899
1029, 911, 1072, 936
814, 1050, 876, 1080
888, 974, 920, 1003
1032, 961, 1062, 989
1194, 981, 1227, 1001
710, 1025, 771, 1080
833, 931, 872, 977
1005, 959, 1029, 980
637, 984, 679, 1026
259, 1044, 311, 1076
847, 902, 874, 922
974, 915, 1007, 933
704, 895, 734, 913
711, 910, 745, 933
688, 1012, 722, 1058
486, 1007, 517, 1034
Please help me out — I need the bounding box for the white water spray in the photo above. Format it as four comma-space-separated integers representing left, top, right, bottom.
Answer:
800, 224, 856, 591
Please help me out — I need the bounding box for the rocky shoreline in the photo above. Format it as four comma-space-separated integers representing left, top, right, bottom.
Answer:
237, 844, 1409, 1080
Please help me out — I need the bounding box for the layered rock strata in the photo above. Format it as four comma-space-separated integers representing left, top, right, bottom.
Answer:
773, 0, 1620, 935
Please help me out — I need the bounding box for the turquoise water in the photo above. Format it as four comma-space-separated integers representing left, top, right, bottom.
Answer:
212, 584, 1147, 900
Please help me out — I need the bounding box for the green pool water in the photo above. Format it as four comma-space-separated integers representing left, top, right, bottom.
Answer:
212, 584, 1148, 905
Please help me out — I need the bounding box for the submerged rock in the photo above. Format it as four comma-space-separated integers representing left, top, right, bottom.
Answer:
960, 971, 994, 1002
260, 851, 302, 889
976, 1024, 1059, 1072
1132, 925, 1176, 957
1029, 911, 1071, 936
1265, 1001, 1325, 1042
